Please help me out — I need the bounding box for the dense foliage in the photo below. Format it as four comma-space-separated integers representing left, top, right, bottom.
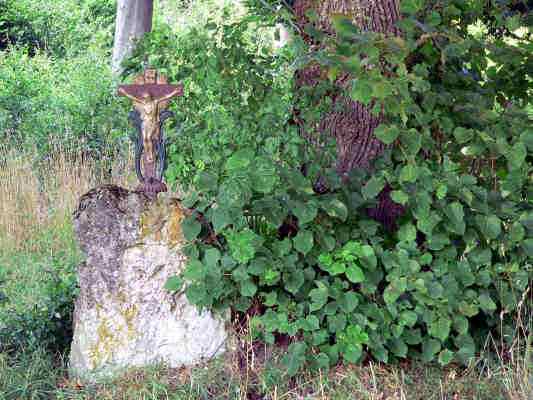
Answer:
125, 3, 295, 184
0, 0, 122, 156
0, 241, 79, 353
161, 0, 533, 375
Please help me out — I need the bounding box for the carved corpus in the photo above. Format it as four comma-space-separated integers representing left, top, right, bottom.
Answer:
118, 68, 183, 198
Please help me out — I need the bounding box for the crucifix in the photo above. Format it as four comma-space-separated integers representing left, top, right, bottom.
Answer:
118, 68, 183, 198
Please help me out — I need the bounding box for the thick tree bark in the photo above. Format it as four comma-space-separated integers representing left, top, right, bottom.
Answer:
112, 0, 154, 75
293, 0, 401, 174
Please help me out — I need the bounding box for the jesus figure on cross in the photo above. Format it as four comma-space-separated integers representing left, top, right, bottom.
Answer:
118, 68, 183, 197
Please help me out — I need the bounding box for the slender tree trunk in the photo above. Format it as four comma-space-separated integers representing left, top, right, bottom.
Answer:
112, 0, 154, 75
293, 0, 401, 174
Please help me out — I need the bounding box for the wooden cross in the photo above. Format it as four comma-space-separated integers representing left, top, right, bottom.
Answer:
118, 68, 183, 197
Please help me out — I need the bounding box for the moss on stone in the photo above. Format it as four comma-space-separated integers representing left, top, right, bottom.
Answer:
139, 198, 186, 247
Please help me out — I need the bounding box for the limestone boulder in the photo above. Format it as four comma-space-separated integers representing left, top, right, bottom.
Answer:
69, 185, 227, 381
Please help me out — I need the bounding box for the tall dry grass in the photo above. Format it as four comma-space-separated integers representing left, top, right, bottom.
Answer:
0, 144, 137, 252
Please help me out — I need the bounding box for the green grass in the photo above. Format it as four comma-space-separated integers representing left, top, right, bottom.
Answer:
0, 343, 527, 400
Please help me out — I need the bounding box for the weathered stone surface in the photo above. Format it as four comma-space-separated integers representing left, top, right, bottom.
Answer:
69, 185, 227, 381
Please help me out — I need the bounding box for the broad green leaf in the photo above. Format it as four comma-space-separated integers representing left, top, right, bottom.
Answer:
226, 228, 263, 264
362, 176, 385, 200
182, 216, 201, 241
240, 279, 257, 297
309, 283, 329, 312
231, 265, 248, 282
182, 191, 199, 208
283, 342, 307, 376
327, 313, 347, 333
312, 353, 330, 371
195, 171, 218, 192
312, 329, 329, 346
350, 79, 373, 105
225, 148, 254, 172
218, 178, 251, 208
438, 349, 454, 366
478, 294, 497, 313
204, 248, 221, 268
401, 129, 422, 156
290, 200, 317, 224
403, 328, 423, 345
444, 202, 465, 235
455, 334, 476, 364
372, 81, 393, 99
342, 343, 362, 363
399, 164, 419, 183
400, 0, 423, 14
436, 184, 447, 200
164, 276, 184, 292
453, 127, 473, 144
374, 124, 400, 145
329, 261, 346, 275
506, 142, 527, 171
184, 259, 206, 281
211, 207, 231, 232
262, 269, 281, 285
339, 325, 368, 363
248, 258, 266, 275
318, 253, 334, 268
284, 270, 305, 294
391, 190, 408, 205
273, 238, 292, 257
321, 198, 348, 221
399, 310, 418, 327
390, 338, 408, 358
346, 264, 365, 283
522, 239, 533, 258
521, 130, 533, 150
509, 222, 525, 242
251, 156, 278, 193
293, 230, 314, 255
429, 317, 451, 342
339, 291, 359, 313
476, 215, 501, 239
422, 338, 441, 362
383, 278, 407, 304
458, 301, 479, 317
359, 245, 378, 269
398, 223, 417, 242
263, 291, 277, 306
453, 316, 469, 335
185, 284, 207, 306
252, 197, 286, 227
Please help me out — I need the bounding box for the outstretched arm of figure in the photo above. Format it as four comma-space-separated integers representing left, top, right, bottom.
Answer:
118, 87, 145, 104
156, 84, 184, 104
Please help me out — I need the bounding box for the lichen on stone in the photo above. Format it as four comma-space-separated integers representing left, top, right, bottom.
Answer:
70, 185, 227, 382
89, 316, 120, 369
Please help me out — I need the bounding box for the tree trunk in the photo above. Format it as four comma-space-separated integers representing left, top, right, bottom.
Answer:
293, 0, 401, 174
112, 0, 154, 75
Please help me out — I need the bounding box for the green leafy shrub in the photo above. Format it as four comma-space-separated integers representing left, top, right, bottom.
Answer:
0, 47, 127, 156
124, 6, 296, 186
0, 0, 115, 57
0, 0, 120, 157
165, 0, 532, 375
0, 233, 79, 353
